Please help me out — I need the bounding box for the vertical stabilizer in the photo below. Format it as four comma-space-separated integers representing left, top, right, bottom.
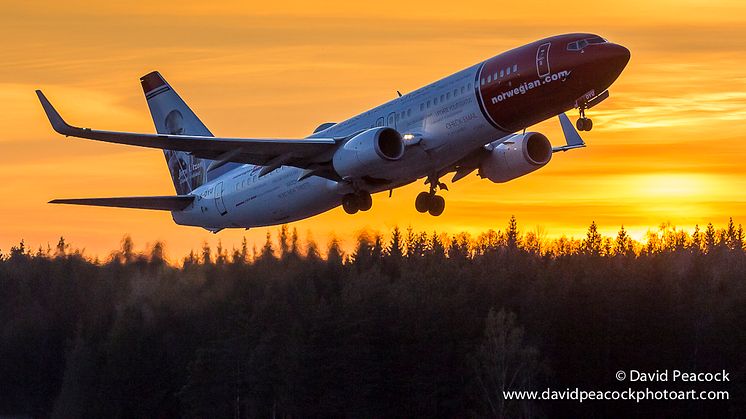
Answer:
140, 71, 212, 195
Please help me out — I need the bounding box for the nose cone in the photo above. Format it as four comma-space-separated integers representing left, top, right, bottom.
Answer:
605, 43, 631, 71
588, 42, 631, 88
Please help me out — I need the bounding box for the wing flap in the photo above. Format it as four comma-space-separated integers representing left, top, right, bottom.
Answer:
49, 195, 195, 211
36, 90, 339, 167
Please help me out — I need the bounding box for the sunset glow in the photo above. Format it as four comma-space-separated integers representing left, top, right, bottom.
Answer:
2, 1, 745, 258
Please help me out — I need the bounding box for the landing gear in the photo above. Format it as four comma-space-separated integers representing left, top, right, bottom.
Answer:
415, 192, 431, 213
415, 175, 447, 216
576, 117, 593, 131
415, 192, 446, 216
358, 192, 372, 211
342, 191, 373, 214
428, 195, 445, 216
576, 106, 593, 131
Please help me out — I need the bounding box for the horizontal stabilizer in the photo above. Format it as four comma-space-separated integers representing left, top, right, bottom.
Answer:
49, 195, 195, 211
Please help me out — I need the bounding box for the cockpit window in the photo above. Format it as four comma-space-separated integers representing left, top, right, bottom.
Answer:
567, 36, 607, 51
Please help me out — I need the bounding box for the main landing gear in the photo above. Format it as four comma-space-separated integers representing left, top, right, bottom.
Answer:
342, 191, 373, 214
415, 175, 447, 216
576, 106, 593, 131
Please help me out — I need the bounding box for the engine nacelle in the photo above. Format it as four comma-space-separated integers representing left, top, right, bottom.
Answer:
479, 132, 553, 183
333, 127, 405, 179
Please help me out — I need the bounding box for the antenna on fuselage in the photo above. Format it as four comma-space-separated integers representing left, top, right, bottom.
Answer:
397, 91, 402, 97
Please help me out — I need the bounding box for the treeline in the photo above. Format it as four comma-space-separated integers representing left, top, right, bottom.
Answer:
0, 218, 745, 418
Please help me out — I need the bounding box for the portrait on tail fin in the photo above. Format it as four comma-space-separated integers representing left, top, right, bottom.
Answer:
162, 108, 205, 194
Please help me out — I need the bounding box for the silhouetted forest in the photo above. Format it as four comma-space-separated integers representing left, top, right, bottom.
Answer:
1, 217, 744, 418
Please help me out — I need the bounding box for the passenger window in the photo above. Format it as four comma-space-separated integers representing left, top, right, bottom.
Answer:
481, 78, 485, 85
440, 94, 444, 102
468, 83, 472, 89
461, 86, 465, 94
427, 100, 431, 108
513, 64, 518, 72
420, 103, 425, 111
500, 69, 504, 77
407, 109, 411, 117
487, 74, 492, 82
454, 89, 458, 96
434, 98, 438, 105
506, 67, 511, 75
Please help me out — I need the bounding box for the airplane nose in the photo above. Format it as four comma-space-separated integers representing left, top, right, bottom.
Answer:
605, 43, 631, 70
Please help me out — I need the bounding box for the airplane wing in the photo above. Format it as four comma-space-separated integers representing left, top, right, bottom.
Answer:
36, 90, 340, 170
49, 195, 194, 211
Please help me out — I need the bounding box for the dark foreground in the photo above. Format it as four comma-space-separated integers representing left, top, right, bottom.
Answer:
1, 222, 745, 418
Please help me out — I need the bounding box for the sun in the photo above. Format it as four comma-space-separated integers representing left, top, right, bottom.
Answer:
637, 173, 710, 198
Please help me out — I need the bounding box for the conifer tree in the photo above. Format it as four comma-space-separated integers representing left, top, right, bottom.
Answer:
583, 221, 602, 256
55, 236, 68, 258
387, 227, 403, 260
615, 226, 633, 256
705, 222, 716, 252
506, 215, 519, 250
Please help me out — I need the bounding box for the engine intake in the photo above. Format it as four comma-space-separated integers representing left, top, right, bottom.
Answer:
479, 132, 552, 183
333, 127, 405, 179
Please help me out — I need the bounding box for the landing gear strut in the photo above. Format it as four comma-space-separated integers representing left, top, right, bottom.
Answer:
576, 106, 593, 131
342, 191, 372, 214
415, 175, 447, 216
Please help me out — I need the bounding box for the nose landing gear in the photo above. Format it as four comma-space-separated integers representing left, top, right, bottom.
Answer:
342, 191, 373, 214
415, 175, 447, 216
576, 105, 593, 131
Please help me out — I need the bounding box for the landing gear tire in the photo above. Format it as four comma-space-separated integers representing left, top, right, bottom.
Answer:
428, 195, 446, 216
415, 192, 431, 213
357, 192, 372, 211
342, 193, 360, 214
415, 192, 445, 216
343, 192, 372, 214
576, 117, 593, 131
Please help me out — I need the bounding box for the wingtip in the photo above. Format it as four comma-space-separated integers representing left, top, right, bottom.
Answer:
35, 90, 73, 135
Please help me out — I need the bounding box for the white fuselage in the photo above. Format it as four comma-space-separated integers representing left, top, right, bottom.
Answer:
173, 63, 508, 230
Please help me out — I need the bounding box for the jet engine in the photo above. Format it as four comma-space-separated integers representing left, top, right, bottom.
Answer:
479, 132, 552, 183
332, 127, 405, 179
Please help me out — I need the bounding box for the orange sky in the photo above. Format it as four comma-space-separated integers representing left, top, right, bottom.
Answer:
2, 1, 746, 260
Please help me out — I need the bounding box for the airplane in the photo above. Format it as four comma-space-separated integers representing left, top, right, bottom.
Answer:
37, 33, 630, 233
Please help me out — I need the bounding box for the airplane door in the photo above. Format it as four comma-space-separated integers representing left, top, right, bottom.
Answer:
536, 42, 551, 77
214, 181, 227, 216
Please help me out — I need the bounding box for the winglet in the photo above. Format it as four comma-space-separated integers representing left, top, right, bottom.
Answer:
552, 112, 586, 152
35, 90, 75, 136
